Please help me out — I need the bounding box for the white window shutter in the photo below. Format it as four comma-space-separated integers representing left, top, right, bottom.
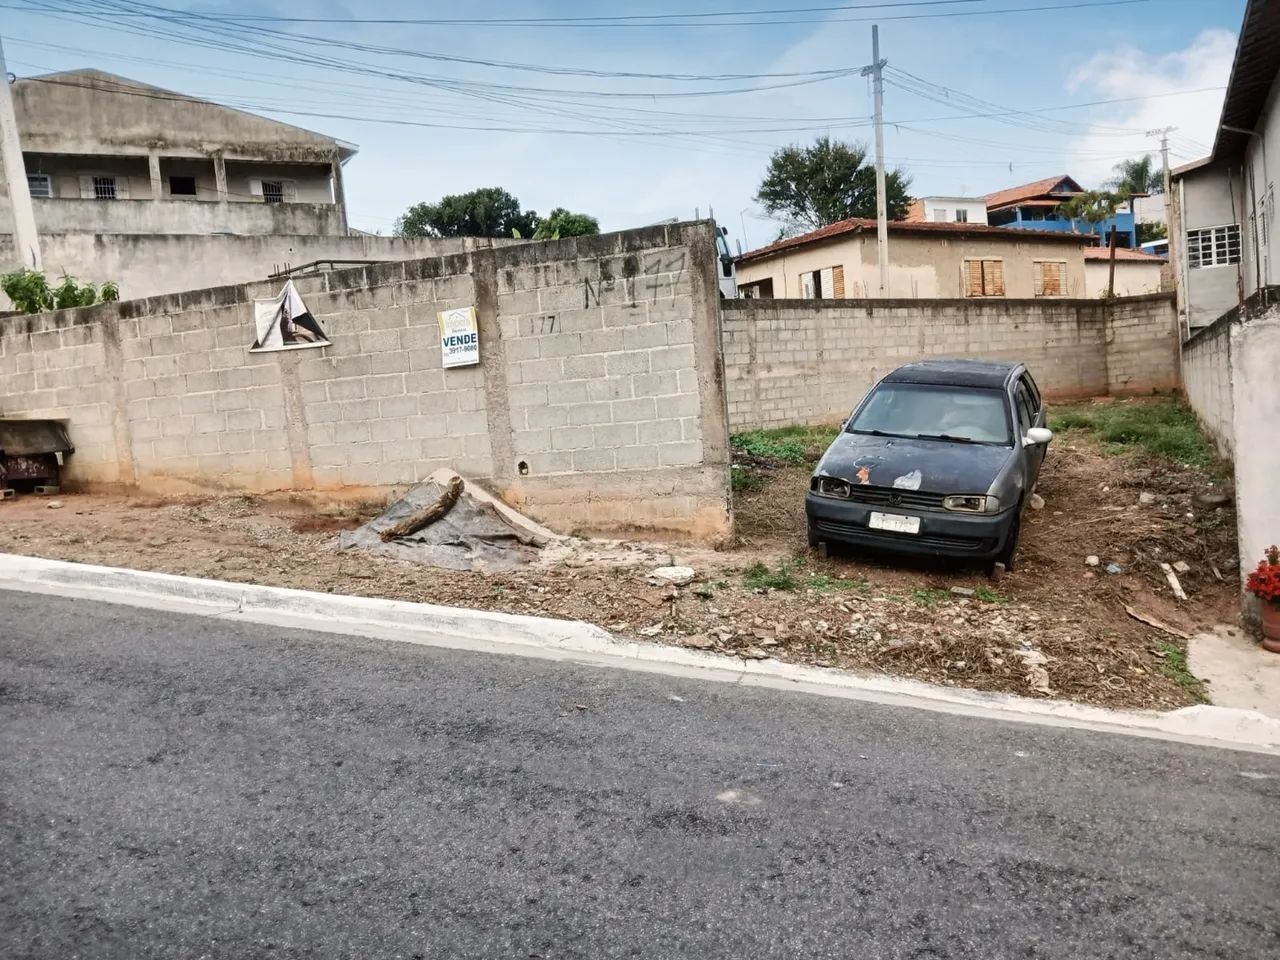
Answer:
115, 177, 129, 200
79, 175, 95, 198
819, 267, 834, 299
249, 178, 264, 197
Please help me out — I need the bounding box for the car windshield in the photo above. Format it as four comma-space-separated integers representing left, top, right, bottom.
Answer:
846, 382, 1012, 445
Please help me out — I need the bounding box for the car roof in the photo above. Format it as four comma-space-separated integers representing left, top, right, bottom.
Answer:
881, 358, 1020, 389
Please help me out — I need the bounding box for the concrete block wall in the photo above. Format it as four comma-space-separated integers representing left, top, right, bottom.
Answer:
0, 223, 732, 542
1181, 315, 1234, 458
0, 312, 122, 482
721, 294, 1178, 431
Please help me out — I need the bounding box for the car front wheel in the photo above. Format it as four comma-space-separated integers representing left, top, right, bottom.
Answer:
993, 507, 1022, 572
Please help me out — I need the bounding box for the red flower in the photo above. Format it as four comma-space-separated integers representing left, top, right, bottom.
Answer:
1246, 544, 1280, 604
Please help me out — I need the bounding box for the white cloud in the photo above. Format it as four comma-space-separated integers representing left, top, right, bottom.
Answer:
1065, 28, 1236, 186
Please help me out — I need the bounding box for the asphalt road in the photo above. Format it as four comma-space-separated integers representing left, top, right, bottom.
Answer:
3, 591, 1279, 960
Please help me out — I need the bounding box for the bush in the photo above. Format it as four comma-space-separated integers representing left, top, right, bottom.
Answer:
1049, 397, 1214, 467
1, 270, 120, 314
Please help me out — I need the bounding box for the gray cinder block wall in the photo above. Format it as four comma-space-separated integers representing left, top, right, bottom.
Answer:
0, 222, 732, 542
721, 293, 1180, 430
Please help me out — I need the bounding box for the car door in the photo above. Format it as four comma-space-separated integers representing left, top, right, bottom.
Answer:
1013, 374, 1047, 485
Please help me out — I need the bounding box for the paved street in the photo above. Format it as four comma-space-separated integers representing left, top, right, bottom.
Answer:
2, 591, 1279, 959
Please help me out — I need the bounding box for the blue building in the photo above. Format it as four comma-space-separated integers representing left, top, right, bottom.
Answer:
983, 174, 1138, 248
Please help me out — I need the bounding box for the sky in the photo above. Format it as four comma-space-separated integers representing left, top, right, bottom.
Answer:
0, 0, 1248, 249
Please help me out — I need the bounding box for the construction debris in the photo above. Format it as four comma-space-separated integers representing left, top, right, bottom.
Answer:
379, 475, 464, 542
1160, 562, 1189, 601
650, 565, 696, 586
339, 469, 559, 572
1124, 605, 1190, 640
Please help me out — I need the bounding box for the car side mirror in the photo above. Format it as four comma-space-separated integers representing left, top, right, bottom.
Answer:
1024, 427, 1053, 447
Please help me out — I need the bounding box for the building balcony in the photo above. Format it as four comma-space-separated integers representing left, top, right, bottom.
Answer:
28, 196, 347, 237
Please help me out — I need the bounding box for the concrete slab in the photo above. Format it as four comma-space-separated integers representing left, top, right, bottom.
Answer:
1190, 625, 1280, 720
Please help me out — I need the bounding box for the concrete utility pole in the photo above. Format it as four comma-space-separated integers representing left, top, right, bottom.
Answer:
861, 25, 889, 297
1147, 126, 1178, 330
0, 34, 41, 271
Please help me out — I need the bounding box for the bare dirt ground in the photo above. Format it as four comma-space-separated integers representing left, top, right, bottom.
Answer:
0, 399, 1241, 711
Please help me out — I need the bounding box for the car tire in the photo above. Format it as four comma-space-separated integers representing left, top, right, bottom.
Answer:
993, 506, 1022, 572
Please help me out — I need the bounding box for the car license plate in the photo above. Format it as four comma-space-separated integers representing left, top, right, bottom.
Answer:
868, 511, 921, 535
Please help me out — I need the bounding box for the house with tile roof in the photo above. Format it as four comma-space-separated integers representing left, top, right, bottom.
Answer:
984, 174, 1138, 249
734, 217, 1092, 300
1082, 246, 1169, 297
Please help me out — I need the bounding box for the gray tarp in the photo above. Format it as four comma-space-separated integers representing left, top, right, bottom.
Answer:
337, 474, 550, 572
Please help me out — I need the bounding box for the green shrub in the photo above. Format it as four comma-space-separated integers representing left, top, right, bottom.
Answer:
1050, 397, 1214, 467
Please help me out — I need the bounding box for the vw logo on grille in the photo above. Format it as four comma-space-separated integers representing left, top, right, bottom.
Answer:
889, 492, 904, 505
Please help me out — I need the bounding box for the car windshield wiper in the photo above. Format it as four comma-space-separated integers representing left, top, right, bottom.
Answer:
848, 428, 911, 439
914, 433, 985, 444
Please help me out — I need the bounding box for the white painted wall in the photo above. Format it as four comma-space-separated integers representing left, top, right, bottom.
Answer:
1084, 260, 1165, 297
1178, 164, 1245, 328
1181, 317, 1234, 458
1230, 305, 1280, 590
917, 197, 989, 225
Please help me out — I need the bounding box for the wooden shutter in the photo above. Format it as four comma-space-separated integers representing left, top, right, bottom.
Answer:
1034, 261, 1063, 297
983, 259, 1005, 296
963, 260, 984, 297
832, 264, 845, 298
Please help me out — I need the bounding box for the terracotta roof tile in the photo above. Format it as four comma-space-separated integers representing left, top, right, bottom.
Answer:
1083, 247, 1167, 261
983, 174, 1083, 211
736, 216, 1091, 264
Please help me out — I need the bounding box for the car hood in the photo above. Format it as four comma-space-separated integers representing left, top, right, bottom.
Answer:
815, 433, 1014, 494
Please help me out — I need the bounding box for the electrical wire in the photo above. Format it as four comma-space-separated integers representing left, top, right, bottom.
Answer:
2, 0, 1151, 28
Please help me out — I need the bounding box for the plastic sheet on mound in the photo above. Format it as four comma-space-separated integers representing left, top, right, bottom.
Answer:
338, 472, 554, 572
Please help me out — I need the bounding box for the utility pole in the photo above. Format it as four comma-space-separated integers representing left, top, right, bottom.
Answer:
861, 25, 889, 297
1147, 127, 1178, 331
0, 34, 41, 271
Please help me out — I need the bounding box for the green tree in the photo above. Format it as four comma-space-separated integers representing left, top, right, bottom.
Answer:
1137, 221, 1168, 245
533, 208, 600, 240
1, 270, 119, 314
1109, 155, 1163, 197
395, 187, 540, 238
1057, 190, 1121, 233
755, 136, 912, 232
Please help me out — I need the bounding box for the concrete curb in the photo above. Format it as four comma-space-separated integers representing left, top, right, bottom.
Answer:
3, 552, 1278, 755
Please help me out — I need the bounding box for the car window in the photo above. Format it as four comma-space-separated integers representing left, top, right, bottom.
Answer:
847, 383, 1012, 445
1014, 382, 1035, 434
1021, 372, 1042, 412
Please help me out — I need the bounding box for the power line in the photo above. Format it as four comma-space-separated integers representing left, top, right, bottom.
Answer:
4, 0, 1150, 29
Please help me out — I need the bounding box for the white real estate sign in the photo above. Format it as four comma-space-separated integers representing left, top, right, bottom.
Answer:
438, 306, 480, 368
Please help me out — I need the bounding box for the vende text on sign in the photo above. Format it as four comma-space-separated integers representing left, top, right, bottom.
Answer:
437, 306, 480, 368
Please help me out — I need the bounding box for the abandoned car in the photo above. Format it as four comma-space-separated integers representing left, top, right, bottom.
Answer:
806, 359, 1051, 571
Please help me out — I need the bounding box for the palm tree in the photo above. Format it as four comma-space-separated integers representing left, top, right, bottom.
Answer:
1056, 190, 1120, 233
1109, 155, 1163, 197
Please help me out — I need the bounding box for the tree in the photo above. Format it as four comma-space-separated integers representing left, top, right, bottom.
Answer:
755, 136, 912, 232
1057, 190, 1121, 233
395, 187, 540, 238
1137, 221, 1167, 245
1109, 155, 1163, 197
1, 270, 119, 314
533, 208, 600, 240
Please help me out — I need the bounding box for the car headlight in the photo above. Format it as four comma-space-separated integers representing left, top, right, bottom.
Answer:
942, 495, 1000, 513
815, 476, 852, 499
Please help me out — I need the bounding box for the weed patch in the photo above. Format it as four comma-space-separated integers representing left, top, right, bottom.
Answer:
1050, 397, 1215, 468
1153, 642, 1209, 703
731, 425, 839, 467
974, 586, 1010, 604
910, 588, 950, 607
742, 561, 801, 591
